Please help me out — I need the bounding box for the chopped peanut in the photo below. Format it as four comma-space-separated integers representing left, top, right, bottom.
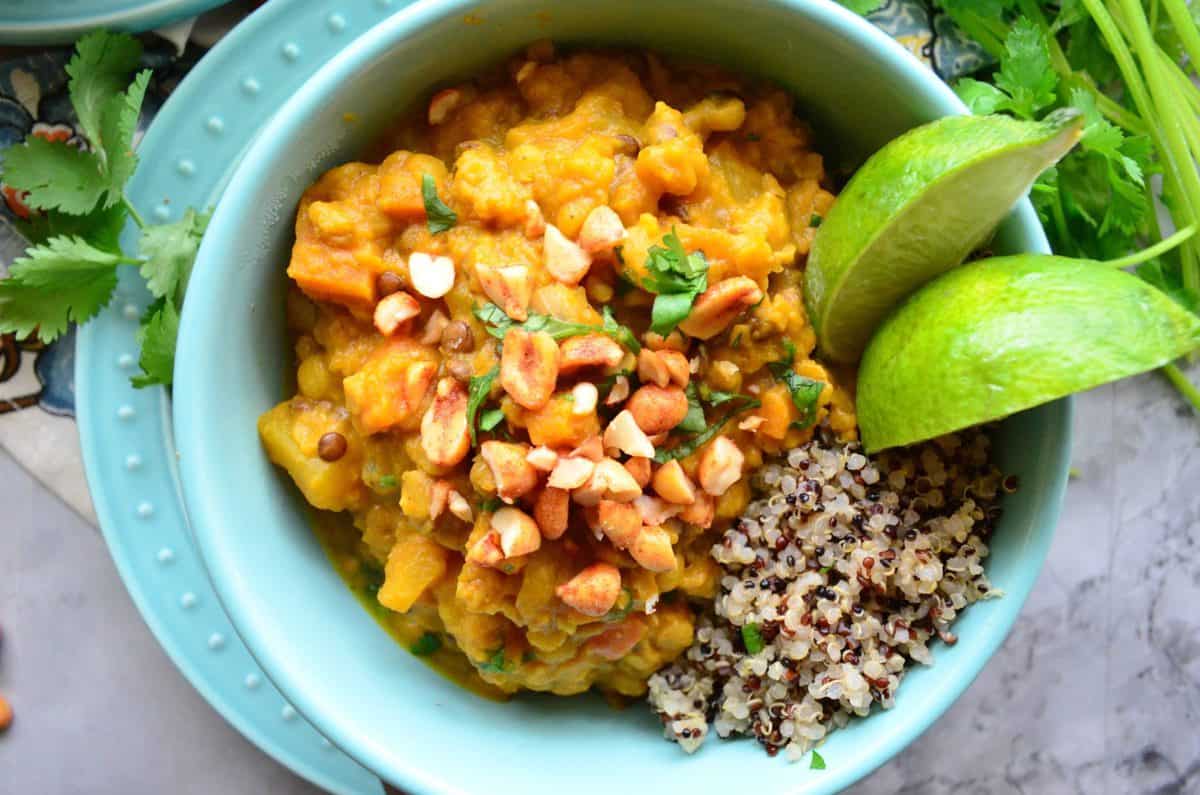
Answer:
643, 330, 689, 352
466, 531, 504, 568
651, 459, 697, 505
658, 350, 691, 388
427, 87, 463, 125
624, 456, 652, 488
603, 410, 656, 458
635, 494, 683, 526
523, 199, 546, 239
492, 506, 542, 558
429, 479, 452, 520
678, 276, 763, 339
525, 445, 559, 472
409, 252, 456, 298
373, 292, 421, 336
419, 309, 450, 345
630, 525, 677, 572
447, 489, 473, 523
480, 441, 539, 501
533, 486, 570, 539
571, 382, 599, 415
637, 348, 671, 387
585, 614, 647, 659
558, 334, 624, 375
577, 206, 626, 253
626, 385, 688, 434
477, 263, 532, 321
500, 327, 559, 410
594, 458, 642, 502
556, 563, 622, 617
605, 375, 630, 405
571, 436, 605, 462
593, 499, 641, 548
548, 456, 596, 489
738, 415, 767, 432
544, 224, 592, 284
420, 377, 471, 467
678, 492, 715, 528
697, 435, 745, 496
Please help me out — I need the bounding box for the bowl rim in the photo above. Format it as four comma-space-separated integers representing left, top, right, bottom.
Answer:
174, 0, 1071, 792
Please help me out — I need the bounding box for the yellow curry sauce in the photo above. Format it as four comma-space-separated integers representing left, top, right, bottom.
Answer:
258, 44, 857, 698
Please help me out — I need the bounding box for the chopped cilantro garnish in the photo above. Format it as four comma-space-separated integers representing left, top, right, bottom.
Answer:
654, 394, 760, 463
410, 632, 441, 656
378, 475, 397, 489
473, 302, 640, 353
479, 407, 505, 432
640, 228, 709, 336
479, 496, 503, 513
678, 383, 708, 434
768, 344, 824, 430
810, 750, 826, 770
421, 173, 457, 233
467, 365, 500, 445
478, 647, 508, 673
741, 623, 765, 654
810, 214, 823, 228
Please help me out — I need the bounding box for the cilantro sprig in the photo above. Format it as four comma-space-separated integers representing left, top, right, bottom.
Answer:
467, 365, 500, 445
0, 31, 211, 388
473, 302, 641, 353
421, 173, 457, 233
640, 228, 709, 336
768, 341, 825, 430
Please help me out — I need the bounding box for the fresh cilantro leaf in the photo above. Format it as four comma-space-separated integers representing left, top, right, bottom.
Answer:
130, 297, 179, 388
641, 228, 709, 336
473, 302, 640, 353
410, 632, 441, 656
138, 207, 210, 302
421, 173, 456, 233
0, 235, 123, 341
810, 214, 823, 228
654, 395, 760, 463
810, 750, 827, 770
2, 137, 106, 215
378, 474, 398, 490
741, 622, 765, 654
678, 383, 707, 434
479, 407, 505, 431
467, 365, 500, 445
65, 31, 144, 158
478, 647, 508, 673
96, 68, 151, 201
954, 78, 1008, 115
479, 496, 503, 513
768, 349, 825, 430
604, 588, 635, 623
993, 18, 1058, 120
17, 203, 127, 252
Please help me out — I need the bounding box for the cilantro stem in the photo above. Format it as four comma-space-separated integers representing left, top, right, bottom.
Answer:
1104, 225, 1196, 269
1158, 0, 1200, 76
1162, 363, 1200, 413
122, 195, 147, 230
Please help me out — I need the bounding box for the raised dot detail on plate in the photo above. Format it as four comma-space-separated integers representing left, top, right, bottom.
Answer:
241, 77, 260, 96
117, 353, 135, 369
180, 592, 197, 609
208, 633, 226, 651
136, 502, 154, 519
244, 673, 261, 690
206, 116, 224, 134
281, 704, 297, 721
123, 303, 140, 320
125, 454, 142, 471
281, 42, 301, 61
117, 405, 136, 421
327, 13, 346, 32
153, 205, 171, 221
156, 547, 174, 564
177, 159, 195, 176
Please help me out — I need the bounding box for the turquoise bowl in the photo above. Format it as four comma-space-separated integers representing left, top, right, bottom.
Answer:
174, 1, 1071, 792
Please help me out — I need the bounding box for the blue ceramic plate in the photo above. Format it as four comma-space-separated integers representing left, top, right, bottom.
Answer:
0, 0, 232, 45
172, 1, 1072, 794
73, 2, 426, 793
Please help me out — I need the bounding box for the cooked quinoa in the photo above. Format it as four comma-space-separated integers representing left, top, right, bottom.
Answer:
648, 427, 1008, 758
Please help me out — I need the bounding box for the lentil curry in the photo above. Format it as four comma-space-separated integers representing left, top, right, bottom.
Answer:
258, 43, 857, 698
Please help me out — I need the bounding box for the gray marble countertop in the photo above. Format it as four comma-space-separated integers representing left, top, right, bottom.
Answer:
2, 366, 1198, 795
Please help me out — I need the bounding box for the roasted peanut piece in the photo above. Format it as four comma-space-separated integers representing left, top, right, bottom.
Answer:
525, 445, 559, 472
571, 382, 599, 415
605, 375, 630, 406
548, 456, 596, 489
429, 479, 452, 520
630, 525, 677, 572
594, 499, 642, 549
738, 415, 766, 431
556, 563, 622, 617
492, 507, 542, 558
500, 328, 559, 410
558, 334, 624, 375
543, 224, 592, 284
571, 436, 605, 462
697, 435, 745, 496
421, 377, 472, 467
594, 457, 643, 502
480, 440, 539, 501
678, 492, 715, 528
624, 456, 652, 488
534, 486, 570, 539
523, 199, 546, 239
466, 531, 504, 568
635, 494, 683, 526
427, 88, 463, 125
577, 206, 626, 253
447, 489, 474, 523
643, 329, 689, 352
373, 292, 421, 336
658, 350, 691, 388
637, 348, 671, 387
419, 309, 450, 345
477, 263, 532, 321
678, 276, 763, 339
626, 385, 689, 434
409, 252, 456, 298
651, 459, 698, 505
603, 410, 656, 458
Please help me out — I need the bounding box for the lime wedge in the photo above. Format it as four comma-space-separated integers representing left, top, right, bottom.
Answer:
806, 110, 1084, 363
857, 255, 1200, 452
